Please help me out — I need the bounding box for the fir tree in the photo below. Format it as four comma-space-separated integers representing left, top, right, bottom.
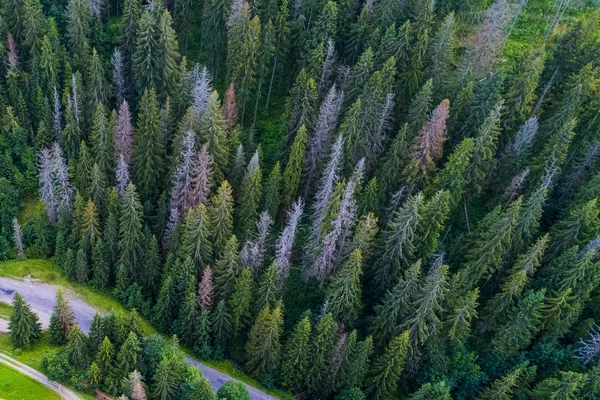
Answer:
180, 204, 212, 273
254, 261, 280, 314
175, 278, 199, 346
200, 92, 229, 181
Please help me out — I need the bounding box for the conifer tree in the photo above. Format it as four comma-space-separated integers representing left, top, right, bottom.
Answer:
200, 92, 229, 181
81, 199, 101, 251
548, 198, 598, 257
366, 331, 409, 400
214, 235, 241, 300
283, 125, 308, 205
76, 247, 90, 284
484, 234, 549, 325
476, 363, 530, 400
462, 198, 522, 287
91, 103, 113, 178
254, 261, 280, 314
416, 190, 451, 258
408, 381, 452, 400
183, 374, 216, 400
95, 336, 116, 390
374, 193, 423, 291
198, 265, 214, 311
212, 300, 232, 352
153, 275, 176, 333
67, 324, 89, 369
157, 9, 180, 97
125, 370, 148, 400
9, 292, 42, 348
493, 289, 546, 355
132, 88, 164, 201
180, 205, 212, 273
118, 183, 144, 282
245, 305, 283, 379
282, 315, 311, 391
175, 278, 198, 346
209, 181, 235, 253
114, 100, 134, 165
306, 312, 338, 392
92, 239, 109, 289
67, 0, 91, 54
237, 151, 263, 239
133, 10, 159, 94
326, 249, 363, 325
262, 161, 282, 217
275, 199, 304, 278
229, 268, 253, 334
373, 261, 422, 343
284, 69, 318, 148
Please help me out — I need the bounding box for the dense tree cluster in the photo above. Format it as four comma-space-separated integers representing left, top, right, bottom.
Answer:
3, 0, 600, 398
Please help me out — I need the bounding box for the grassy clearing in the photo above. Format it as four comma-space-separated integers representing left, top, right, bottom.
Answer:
19, 196, 45, 225
0, 363, 60, 400
0, 331, 55, 371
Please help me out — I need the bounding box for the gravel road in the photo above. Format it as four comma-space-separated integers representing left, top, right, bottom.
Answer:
0, 277, 97, 333
0, 276, 278, 400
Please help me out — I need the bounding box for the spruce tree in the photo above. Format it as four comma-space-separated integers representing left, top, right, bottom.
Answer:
209, 181, 235, 253
306, 313, 338, 392
283, 125, 308, 205
254, 261, 280, 314
245, 305, 284, 379
132, 88, 164, 201
282, 315, 311, 391
200, 92, 230, 181
117, 331, 142, 379
119, 183, 144, 282
180, 204, 212, 273
366, 331, 409, 400
67, 0, 91, 54
214, 235, 241, 300
262, 161, 282, 217
67, 324, 89, 369
493, 289, 546, 355
326, 249, 363, 326
229, 268, 253, 334
237, 151, 263, 240
9, 292, 42, 348
133, 10, 159, 94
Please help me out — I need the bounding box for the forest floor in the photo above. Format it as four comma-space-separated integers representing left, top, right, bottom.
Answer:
0, 259, 288, 400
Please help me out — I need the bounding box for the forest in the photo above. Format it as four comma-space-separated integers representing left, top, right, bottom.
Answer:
1, 0, 600, 398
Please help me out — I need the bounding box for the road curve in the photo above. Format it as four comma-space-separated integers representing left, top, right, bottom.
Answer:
0, 276, 279, 400
0, 351, 82, 400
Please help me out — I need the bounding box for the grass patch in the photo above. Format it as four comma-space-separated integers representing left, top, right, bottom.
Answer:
0, 362, 60, 400
0, 302, 12, 319
0, 331, 56, 371
0, 259, 153, 335
19, 197, 45, 225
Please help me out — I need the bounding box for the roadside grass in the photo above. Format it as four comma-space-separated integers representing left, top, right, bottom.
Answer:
0, 302, 12, 319
0, 362, 60, 400
0, 258, 293, 399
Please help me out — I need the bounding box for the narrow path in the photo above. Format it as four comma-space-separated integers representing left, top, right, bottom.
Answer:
0, 352, 81, 400
0, 277, 279, 400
